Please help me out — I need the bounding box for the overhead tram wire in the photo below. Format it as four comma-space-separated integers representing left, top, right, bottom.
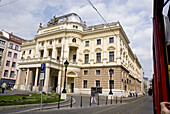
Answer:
86, 0, 116, 36
0, 0, 19, 8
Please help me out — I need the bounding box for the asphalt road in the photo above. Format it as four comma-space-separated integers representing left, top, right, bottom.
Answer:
29, 96, 153, 114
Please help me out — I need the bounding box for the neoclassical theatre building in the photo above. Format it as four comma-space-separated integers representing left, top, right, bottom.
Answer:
14, 13, 143, 97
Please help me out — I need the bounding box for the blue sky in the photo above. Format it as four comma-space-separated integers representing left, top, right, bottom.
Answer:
0, 0, 166, 78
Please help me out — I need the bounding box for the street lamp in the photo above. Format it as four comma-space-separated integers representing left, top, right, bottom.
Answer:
109, 68, 114, 95
62, 60, 69, 93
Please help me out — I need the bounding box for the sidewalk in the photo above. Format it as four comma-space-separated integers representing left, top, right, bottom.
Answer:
0, 90, 146, 113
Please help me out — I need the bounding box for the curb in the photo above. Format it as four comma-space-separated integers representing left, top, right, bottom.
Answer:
14, 97, 76, 114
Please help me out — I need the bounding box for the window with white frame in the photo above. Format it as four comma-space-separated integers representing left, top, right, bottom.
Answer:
83, 80, 87, 88
10, 71, 15, 78
14, 53, 17, 58
109, 51, 114, 62
6, 60, 10, 67
109, 37, 114, 43
84, 70, 88, 75
9, 43, 13, 49
4, 70, 8, 77
8, 51, 12, 57
84, 54, 89, 63
85, 41, 89, 46
15, 45, 19, 51
96, 80, 100, 87
96, 70, 100, 75
12, 62, 16, 68
97, 39, 101, 45
96, 53, 101, 62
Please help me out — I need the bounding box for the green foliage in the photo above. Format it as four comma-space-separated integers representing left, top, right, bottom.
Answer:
0, 93, 61, 106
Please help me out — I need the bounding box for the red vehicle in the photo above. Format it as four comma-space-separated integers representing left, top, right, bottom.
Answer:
152, 0, 170, 113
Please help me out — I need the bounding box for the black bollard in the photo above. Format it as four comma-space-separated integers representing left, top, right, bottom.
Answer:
57, 95, 60, 109
70, 96, 72, 108
98, 95, 99, 105
116, 96, 117, 104
106, 96, 107, 105
120, 96, 122, 103
90, 96, 91, 106
80, 96, 82, 107
111, 96, 112, 104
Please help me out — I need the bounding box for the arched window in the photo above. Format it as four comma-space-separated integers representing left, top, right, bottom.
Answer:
72, 38, 76, 43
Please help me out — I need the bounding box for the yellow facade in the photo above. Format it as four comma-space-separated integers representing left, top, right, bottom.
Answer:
14, 13, 143, 97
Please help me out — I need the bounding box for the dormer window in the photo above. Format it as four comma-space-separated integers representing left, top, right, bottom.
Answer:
72, 38, 76, 43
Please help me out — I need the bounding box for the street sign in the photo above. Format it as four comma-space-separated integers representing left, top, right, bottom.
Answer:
41, 63, 45, 73
40, 73, 45, 80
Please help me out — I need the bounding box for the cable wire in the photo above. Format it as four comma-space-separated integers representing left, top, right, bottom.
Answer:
0, 0, 19, 8
87, 0, 116, 35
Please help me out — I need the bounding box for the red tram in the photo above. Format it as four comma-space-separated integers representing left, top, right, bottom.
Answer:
152, 0, 170, 113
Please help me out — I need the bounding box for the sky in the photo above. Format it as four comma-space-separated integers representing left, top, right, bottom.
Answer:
0, 0, 166, 79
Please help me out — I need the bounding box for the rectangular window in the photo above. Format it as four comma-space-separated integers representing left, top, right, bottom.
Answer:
97, 39, 101, 45
12, 62, 16, 68
15, 45, 19, 51
96, 70, 100, 75
96, 80, 100, 87
84, 54, 89, 63
10, 71, 15, 78
6, 60, 10, 67
84, 70, 88, 75
23, 51, 25, 55
15, 38, 19, 41
110, 80, 114, 89
4, 70, 8, 77
85, 41, 89, 46
109, 52, 114, 62
9, 43, 13, 49
8, 51, 12, 57
29, 50, 31, 54
109, 37, 114, 43
83, 80, 87, 88
73, 54, 76, 62
14, 53, 17, 58
96, 53, 101, 62
40, 50, 44, 57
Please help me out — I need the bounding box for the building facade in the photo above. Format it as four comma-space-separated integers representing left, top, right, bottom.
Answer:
0, 30, 26, 87
15, 13, 143, 97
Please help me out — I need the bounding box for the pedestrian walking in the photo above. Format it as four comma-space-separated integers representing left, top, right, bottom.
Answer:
130, 90, 132, 97
136, 91, 138, 97
91, 90, 97, 103
133, 90, 135, 97
1, 82, 7, 93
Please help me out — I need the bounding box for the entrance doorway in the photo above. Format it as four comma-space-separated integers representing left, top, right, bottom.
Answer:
67, 77, 74, 93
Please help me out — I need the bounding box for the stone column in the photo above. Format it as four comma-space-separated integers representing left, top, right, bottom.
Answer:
52, 39, 56, 59
103, 37, 107, 64
117, 36, 121, 65
43, 41, 47, 57
33, 68, 39, 91
35, 41, 39, 58
57, 70, 62, 94
43, 67, 50, 92
14, 68, 22, 89
25, 68, 30, 90
60, 37, 65, 61
64, 37, 69, 60
90, 39, 94, 65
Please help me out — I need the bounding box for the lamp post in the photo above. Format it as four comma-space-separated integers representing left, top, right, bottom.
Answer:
62, 60, 69, 93
109, 68, 114, 95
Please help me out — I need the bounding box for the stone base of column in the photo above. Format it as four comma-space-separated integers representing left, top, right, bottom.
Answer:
43, 86, 49, 93
13, 84, 20, 90
108, 95, 114, 99
61, 93, 67, 100
25, 85, 31, 91
20, 85, 27, 90
33, 86, 39, 92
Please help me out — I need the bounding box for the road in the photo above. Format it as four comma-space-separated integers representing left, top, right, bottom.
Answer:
29, 96, 153, 114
